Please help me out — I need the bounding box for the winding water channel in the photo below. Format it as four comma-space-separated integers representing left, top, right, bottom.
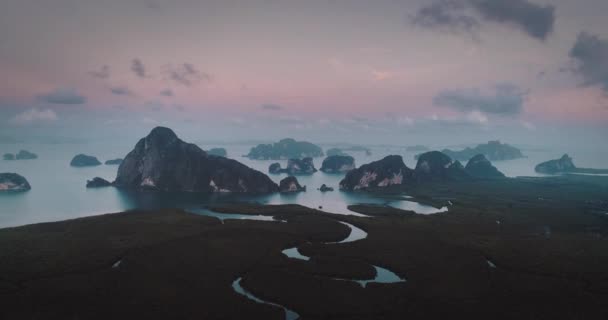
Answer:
229, 214, 406, 320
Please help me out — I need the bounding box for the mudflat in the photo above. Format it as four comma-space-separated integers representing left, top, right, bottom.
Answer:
1, 175, 608, 319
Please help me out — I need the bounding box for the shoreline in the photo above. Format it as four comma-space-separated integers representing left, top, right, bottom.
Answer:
1, 175, 608, 319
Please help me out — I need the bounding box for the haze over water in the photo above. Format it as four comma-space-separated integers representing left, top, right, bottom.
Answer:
1, 138, 606, 228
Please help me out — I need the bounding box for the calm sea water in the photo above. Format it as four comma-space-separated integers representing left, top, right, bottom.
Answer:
1, 141, 606, 228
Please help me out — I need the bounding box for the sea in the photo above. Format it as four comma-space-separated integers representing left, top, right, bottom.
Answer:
1, 140, 607, 229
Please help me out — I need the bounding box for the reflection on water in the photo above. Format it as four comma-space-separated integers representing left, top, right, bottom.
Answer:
357, 266, 406, 287
232, 277, 299, 320
282, 247, 310, 261
334, 222, 367, 244
192, 208, 282, 222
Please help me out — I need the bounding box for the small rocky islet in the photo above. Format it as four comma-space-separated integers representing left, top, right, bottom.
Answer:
279, 176, 306, 193
320, 155, 356, 173
0, 173, 31, 192
86, 177, 113, 188
70, 154, 102, 167
268, 157, 317, 175
104, 158, 123, 165
3, 150, 38, 161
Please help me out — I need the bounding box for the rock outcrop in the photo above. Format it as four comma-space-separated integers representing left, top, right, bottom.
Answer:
16, 150, 38, 160
0, 173, 31, 192
320, 155, 355, 173
339, 155, 414, 191
86, 177, 113, 188
269, 163, 282, 174
105, 158, 123, 165
319, 184, 334, 192
70, 154, 102, 167
114, 127, 278, 193
535, 154, 576, 174
534, 154, 608, 175
267, 158, 317, 175
286, 158, 317, 174
417, 141, 524, 162
246, 138, 323, 160
465, 154, 505, 179
279, 176, 306, 193
414, 151, 469, 182
207, 148, 227, 157
3, 150, 38, 160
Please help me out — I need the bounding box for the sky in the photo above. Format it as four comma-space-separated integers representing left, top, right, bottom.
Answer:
1, 0, 607, 146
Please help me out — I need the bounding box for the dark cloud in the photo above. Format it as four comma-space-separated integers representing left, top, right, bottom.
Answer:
260, 103, 283, 111
164, 63, 211, 86
160, 88, 174, 97
109, 86, 132, 96
434, 83, 526, 116
411, 0, 555, 41
411, 0, 480, 34
131, 58, 148, 78
36, 88, 87, 105
569, 32, 608, 93
471, 0, 555, 41
87, 65, 110, 79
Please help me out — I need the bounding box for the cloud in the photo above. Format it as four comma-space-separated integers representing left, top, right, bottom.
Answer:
372, 70, 393, 81
131, 58, 148, 78
411, 0, 480, 35
411, 0, 555, 41
36, 88, 86, 105
10, 109, 58, 125
88, 65, 110, 79
472, 0, 555, 41
109, 86, 132, 96
260, 103, 283, 111
569, 32, 608, 93
434, 83, 526, 116
164, 63, 210, 86
160, 88, 174, 97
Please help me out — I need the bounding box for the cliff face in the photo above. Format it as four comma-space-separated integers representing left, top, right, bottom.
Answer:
340, 151, 504, 191
465, 154, 506, 179
114, 127, 278, 193
339, 155, 414, 191
268, 158, 317, 175
320, 155, 355, 173
416, 141, 524, 162
535, 154, 576, 174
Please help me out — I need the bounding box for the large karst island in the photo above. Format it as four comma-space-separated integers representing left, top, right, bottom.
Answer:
114, 127, 278, 193
418, 140, 524, 162
340, 152, 504, 191
535, 154, 608, 175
